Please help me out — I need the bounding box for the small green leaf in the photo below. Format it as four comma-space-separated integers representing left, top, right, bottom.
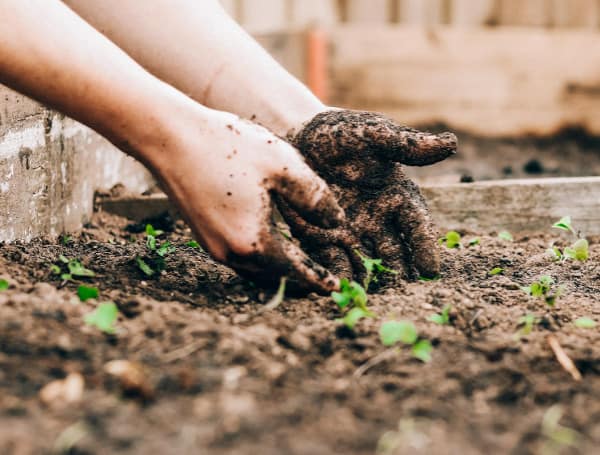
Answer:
67, 260, 95, 278
517, 314, 537, 336
574, 317, 597, 329
146, 234, 157, 251
412, 339, 432, 363
157, 241, 176, 257
0, 279, 9, 291
564, 239, 589, 261
59, 255, 70, 264
50, 264, 61, 275
332, 279, 368, 311
136, 256, 154, 276
380, 321, 418, 346
355, 251, 398, 290
428, 305, 451, 325
468, 237, 480, 247
439, 231, 461, 249
546, 246, 563, 261
145, 224, 164, 237
488, 267, 504, 276
84, 302, 118, 334
77, 285, 98, 302
419, 275, 441, 282
552, 216, 575, 234
338, 307, 373, 330
498, 231, 514, 242
61, 273, 72, 281
186, 240, 201, 249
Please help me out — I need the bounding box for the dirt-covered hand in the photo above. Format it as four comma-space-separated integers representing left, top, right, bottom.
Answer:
151, 109, 344, 293
283, 109, 457, 284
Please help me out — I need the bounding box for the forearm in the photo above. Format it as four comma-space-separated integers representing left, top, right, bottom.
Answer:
63, 0, 325, 136
0, 0, 192, 167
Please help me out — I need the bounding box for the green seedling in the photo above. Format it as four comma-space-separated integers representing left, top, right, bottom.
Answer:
52, 255, 95, 281
522, 276, 564, 307
84, 302, 118, 334
541, 405, 581, 454
514, 314, 539, 339
468, 237, 481, 247
0, 279, 9, 291
498, 231, 514, 242
262, 277, 287, 312
550, 216, 590, 262
355, 251, 398, 290
186, 240, 201, 249
552, 216, 577, 236
136, 256, 155, 277
428, 305, 451, 325
439, 231, 461, 249
61, 235, 72, 245
337, 307, 374, 330
77, 285, 98, 302
488, 267, 504, 276
379, 320, 432, 362
332, 278, 368, 311
145, 224, 164, 237
137, 224, 176, 276
574, 317, 597, 329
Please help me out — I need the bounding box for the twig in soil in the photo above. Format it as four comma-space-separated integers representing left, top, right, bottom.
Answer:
259, 277, 287, 313
353, 347, 398, 381
162, 340, 206, 363
547, 335, 582, 382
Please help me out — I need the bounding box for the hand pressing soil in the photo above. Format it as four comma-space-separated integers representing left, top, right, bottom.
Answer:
283, 110, 457, 285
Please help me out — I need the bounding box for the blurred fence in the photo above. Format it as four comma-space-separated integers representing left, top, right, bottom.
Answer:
221, 0, 600, 31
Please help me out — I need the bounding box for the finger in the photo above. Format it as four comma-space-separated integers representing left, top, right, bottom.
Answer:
394, 178, 441, 278
374, 236, 409, 280
272, 156, 345, 229
382, 128, 458, 167
227, 227, 340, 294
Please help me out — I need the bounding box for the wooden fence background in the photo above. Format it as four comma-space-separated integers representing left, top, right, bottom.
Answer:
221, 0, 600, 31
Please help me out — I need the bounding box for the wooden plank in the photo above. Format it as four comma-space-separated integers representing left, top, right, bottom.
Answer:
498, 0, 553, 27
329, 26, 600, 136
346, 0, 390, 23
239, 0, 288, 32
99, 177, 600, 235
450, 0, 498, 26
422, 177, 600, 235
551, 0, 599, 27
398, 0, 445, 25
289, 0, 339, 28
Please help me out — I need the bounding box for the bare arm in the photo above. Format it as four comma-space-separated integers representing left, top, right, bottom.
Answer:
0, 0, 343, 292
63, 0, 325, 136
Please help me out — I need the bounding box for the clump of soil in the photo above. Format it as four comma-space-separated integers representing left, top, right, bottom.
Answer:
0, 212, 598, 454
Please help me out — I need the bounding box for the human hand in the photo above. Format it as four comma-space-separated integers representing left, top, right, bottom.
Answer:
283, 109, 457, 284
151, 109, 344, 292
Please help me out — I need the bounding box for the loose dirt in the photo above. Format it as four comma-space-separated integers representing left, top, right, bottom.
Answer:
0, 212, 598, 454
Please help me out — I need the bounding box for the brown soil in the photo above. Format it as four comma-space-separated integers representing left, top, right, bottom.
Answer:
407, 127, 600, 183
0, 212, 599, 454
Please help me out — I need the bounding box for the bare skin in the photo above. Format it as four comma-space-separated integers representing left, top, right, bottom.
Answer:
0, 0, 343, 292
62, 0, 457, 285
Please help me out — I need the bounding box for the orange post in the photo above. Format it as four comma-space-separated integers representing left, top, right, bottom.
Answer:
306, 28, 329, 103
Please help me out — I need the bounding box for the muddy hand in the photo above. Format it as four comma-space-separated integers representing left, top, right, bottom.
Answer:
283, 109, 457, 283
151, 110, 344, 293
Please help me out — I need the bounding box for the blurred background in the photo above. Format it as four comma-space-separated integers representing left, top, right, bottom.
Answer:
223, 0, 600, 182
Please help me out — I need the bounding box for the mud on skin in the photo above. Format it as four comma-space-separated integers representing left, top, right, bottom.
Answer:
285, 109, 458, 285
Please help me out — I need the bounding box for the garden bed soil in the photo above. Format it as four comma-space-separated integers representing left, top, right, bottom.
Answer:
407, 128, 600, 183
0, 212, 599, 454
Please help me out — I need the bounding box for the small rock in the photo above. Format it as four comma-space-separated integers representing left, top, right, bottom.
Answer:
104, 360, 153, 400
39, 373, 84, 406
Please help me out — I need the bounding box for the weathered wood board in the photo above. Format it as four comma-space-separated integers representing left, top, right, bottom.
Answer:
422, 177, 600, 235
99, 177, 600, 236
329, 26, 600, 136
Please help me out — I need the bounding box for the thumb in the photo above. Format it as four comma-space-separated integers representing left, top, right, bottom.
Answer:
381, 127, 458, 167
272, 154, 345, 229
